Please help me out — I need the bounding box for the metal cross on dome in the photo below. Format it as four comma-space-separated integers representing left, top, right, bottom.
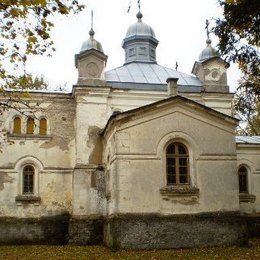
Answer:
138, 0, 141, 12
205, 19, 210, 40
88, 9, 95, 37
91, 10, 94, 30
127, 0, 142, 13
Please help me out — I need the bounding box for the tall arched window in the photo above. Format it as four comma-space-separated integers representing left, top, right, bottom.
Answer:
26, 117, 34, 134
13, 117, 21, 134
23, 165, 34, 194
39, 118, 47, 135
238, 166, 248, 193
166, 142, 189, 185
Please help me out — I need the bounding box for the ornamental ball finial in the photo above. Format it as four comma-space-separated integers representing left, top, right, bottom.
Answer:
137, 11, 143, 20
89, 28, 95, 37
206, 38, 212, 45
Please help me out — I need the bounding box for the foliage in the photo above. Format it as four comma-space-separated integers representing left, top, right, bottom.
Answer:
235, 89, 260, 135
0, 239, 260, 259
213, 0, 260, 134
0, 0, 85, 113
243, 101, 260, 135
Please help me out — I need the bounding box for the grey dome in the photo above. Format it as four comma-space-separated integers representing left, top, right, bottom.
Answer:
199, 39, 219, 61
81, 29, 104, 53
125, 12, 156, 39
122, 12, 158, 64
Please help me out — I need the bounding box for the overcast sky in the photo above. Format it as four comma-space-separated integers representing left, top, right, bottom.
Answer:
26, 0, 240, 92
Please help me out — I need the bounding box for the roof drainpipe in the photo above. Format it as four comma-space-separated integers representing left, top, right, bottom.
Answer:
166, 78, 179, 97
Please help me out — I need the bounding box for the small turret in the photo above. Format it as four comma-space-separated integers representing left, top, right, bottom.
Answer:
80, 28, 104, 54
192, 21, 229, 93
75, 11, 108, 85
122, 11, 159, 64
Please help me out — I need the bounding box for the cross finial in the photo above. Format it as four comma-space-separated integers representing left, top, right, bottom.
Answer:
91, 10, 94, 30
175, 62, 179, 71
89, 10, 95, 37
205, 19, 212, 45
127, 0, 142, 14
138, 0, 141, 12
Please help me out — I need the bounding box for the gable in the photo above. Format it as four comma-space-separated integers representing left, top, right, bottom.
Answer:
102, 95, 238, 138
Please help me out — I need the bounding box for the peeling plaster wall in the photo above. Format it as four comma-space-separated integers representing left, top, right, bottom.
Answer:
0, 171, 14, 191
103, 130, 117, 215
72, 86, 234, 218
104, 104, 239, 215
0, 96, 75, 217
0, 171, 73, 218
0, 85, 241, 221
73, 167, 106, 216
72, 88, 111, 216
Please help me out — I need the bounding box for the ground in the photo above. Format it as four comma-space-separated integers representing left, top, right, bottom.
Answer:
0, 239, 259, 260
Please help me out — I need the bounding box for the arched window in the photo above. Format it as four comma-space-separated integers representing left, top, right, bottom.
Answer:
26, 117, 34, 134
23, 165, 34, 194
166, 142, 189, 185
13, 117, 21, 134
39, 118, 47, 135
238, 166, 248, 193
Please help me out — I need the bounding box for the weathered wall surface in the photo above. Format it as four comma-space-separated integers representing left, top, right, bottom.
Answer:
69, 216, 104, 245
104, 101, 239, 216
102, 99, 248, 249
237, 145, 260, 214
0, 215, 70, 245
105, 213, 247, 249
0, 94, 75, 218
72, 87, 110, 217
192, 58, 229, 93
0, 85, 248, 246
72, 88, 200, 217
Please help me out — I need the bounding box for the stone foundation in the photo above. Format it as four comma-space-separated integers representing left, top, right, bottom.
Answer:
246, 215, 260, 238
104, 212, 248, 250
0, 214, 70, 245
69, 216, 104, 245
0, 213, 253, 247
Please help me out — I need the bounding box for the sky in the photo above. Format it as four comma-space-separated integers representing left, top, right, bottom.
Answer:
27, 0, 241, 92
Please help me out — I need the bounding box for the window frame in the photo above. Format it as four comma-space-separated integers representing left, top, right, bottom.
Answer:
22, 165, 35, 195
15, 157, 42, 199
26, 117, 35, 135
166, 142, 190, 185
39, 117, 47, 135
128, 47, 136, 57
13, 116, 22, 134
238, 165, 248, 194
138, 46, 147, 56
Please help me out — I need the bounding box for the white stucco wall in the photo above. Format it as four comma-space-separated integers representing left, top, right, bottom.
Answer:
0, 84, 251, 219
0, 95, 75, 217
104, 100, 239, 216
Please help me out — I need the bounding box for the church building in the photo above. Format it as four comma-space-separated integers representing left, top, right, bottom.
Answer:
0, 10, 260, 249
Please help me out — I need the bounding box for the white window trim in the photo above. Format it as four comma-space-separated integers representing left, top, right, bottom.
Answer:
15, 156, 43, 197
157, 132, 199, 188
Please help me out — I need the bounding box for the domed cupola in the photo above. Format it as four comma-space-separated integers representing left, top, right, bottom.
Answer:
199, 39, 220, 62
192, 22, 229, 93
125, 12, 156, 38
75, 11, 108, 84
122, 12, 159, 64
81, 28, 104, 53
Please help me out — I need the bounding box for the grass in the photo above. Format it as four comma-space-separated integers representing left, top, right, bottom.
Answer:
0, 239, 260, 260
